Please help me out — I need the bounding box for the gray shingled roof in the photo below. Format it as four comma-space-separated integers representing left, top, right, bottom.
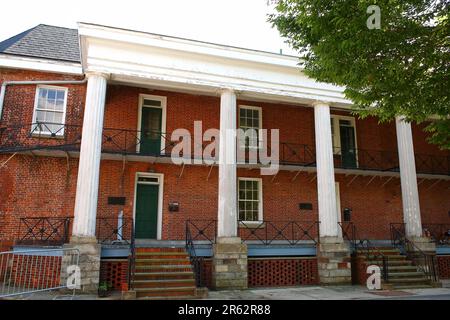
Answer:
0, 24, 80, 63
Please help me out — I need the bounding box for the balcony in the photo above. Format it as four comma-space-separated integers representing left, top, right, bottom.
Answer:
1, 122, 449, 176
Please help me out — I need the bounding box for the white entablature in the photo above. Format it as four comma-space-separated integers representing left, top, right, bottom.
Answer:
78, 22, 352, 107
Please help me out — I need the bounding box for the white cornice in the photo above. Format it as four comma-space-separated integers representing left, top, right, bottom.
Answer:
78, 22, 352, 107
0, 54, 83, 75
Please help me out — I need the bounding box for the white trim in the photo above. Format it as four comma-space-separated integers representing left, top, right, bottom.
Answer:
238, 105, 263, 150
0, 54, 82, 75
133, 172, 164, 240
31, 85, 68, 136
136, 94, 167, 154
238, 177, 263, 223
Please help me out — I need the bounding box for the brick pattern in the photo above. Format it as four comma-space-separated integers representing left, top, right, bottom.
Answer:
247, 257, 318, 287
99, 259, 129, 291
437, 255, 450, 279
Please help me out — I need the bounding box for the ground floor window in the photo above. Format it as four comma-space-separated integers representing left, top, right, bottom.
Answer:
238, 178, 262, 222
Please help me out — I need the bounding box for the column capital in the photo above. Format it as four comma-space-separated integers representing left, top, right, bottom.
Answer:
312, 100, 331, 108
218, 88, 236, 96
85, 71, 111, 81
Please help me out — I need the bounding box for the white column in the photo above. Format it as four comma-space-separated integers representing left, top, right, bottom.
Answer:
217, 89, 237, 238
72, 73, 109, 238
395, 116, 422, 238
314, 102, 339, 238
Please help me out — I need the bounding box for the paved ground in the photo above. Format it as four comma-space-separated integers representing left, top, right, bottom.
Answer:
206, 286, 450, 300
2, 283, 450, 300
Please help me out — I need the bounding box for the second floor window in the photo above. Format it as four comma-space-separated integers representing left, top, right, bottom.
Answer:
32, 86, 68, 136
239, 105, 262, 149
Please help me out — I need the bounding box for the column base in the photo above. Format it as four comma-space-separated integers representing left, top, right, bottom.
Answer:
61, 235, 101, 294
318, 236, 352, 285
212, 237, 248, 290
407, 236, 436, 253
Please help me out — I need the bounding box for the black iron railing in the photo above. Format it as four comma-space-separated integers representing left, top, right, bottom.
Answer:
16, 217, 72, 246
238, 220, 320, 245
127, 220, 136, 290
96, 216, 134, 244
390, 223, 439, 283
338, 222, 389, 281
422, 223, 450, 245
1, 122, 449, 176
185, 220, 213, 287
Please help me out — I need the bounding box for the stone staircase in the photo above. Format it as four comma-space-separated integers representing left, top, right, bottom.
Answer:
131, 247, 203, 299
358, 247, 435, 290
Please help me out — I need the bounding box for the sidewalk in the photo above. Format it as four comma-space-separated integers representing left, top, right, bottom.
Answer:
2, 285, 450, 300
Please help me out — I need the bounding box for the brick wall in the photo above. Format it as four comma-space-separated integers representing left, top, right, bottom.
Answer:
1, 70, 449, 242
100, 259, 129, 291
437, 255, 450, 279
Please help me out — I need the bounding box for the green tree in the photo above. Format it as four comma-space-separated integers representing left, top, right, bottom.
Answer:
269, 0, 449, 149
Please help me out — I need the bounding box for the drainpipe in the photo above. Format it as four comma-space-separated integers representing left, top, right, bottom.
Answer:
0, 77, 87, 120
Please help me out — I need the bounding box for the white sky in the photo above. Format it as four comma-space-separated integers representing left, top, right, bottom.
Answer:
0, 0, 297, 56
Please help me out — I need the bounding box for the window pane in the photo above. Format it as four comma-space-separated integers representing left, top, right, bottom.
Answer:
143, 99, 161, 107
56, 90, 65, 100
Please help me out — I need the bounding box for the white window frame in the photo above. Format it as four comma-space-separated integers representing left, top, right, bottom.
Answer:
330, 115, 358, 155
137, 94, 167, 154
31, 85, 68, 137
238, 105, 263, 150
133, 172, 164, 240
237, 177, 263, 224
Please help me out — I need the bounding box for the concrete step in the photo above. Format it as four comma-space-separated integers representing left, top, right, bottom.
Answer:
391, 284, 433, 290
135, 286, 196, 298
356, 249, 401, 255
363, 254, 405, 260
137, 295, 199, 300
367, 259, 412, 265
135, 247, 185, 253
132, 279, 196, 289
388, 277, 431, 284
385, 265, 418, 272
386, 272, 428, 278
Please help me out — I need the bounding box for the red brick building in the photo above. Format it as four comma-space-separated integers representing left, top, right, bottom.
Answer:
0, 24, 449, 297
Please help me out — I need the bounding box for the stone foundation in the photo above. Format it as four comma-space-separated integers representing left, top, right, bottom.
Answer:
408, 236, 436, 253
212, 237, 248, 290
61, 236, 101, 293
318, 236, 352, 285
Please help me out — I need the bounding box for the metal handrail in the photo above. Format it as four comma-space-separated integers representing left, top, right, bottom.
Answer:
127, 219, 136, 290
185, 221, 206, 287
16, 217, 72, 246
1, 122, 449, 175
390, 223, 439, 282
238, 220, 320, 245
338, 222, 389, 281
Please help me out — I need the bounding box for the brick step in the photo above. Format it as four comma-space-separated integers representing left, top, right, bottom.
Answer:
388, 277, 431, 284
361, 254, 405, 260
135, 247, 185, 253
135, 254, 189, 260
135, 265, 193, 273
132, 279, 196, 289
137, 295, 199, 300
384, 265, 418, 272
391, 284, 433, 290
135, 286, 196, 298
366, 259, 412, 266
135, 258, 191, 266
134, 271, 194, 281
386, 271, 428, 278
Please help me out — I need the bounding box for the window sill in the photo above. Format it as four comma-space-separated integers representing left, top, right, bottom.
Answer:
31, 132, 65, 139
238, 221, 265, 229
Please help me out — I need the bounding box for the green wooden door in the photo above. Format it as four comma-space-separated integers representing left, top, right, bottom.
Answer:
140, 107, 162, 155
340, 125, 357, 168
135, 184, 159, 239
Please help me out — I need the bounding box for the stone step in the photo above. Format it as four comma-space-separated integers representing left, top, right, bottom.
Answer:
356, 249, 401, 255
385, 265, 418, 272
363, 254, 405, 260
132, 279, 196, 289
137, 295, 199, 300
367, 259, 412, 266
135, 286, 196, 298
134, 271, 194, 281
